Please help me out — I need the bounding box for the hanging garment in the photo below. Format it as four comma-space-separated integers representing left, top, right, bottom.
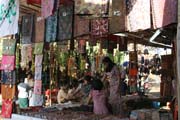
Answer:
1, 85, 16, 100
0, 0, 19, 37
35, 16, 45, 42
35, 55, 43, 67
21, 44, 32, 68
78, 39, 86, 54
29, 93, 43, 107
91, 18, 108, 38
41, 0, 54, 18
45, 12, 57, 42
74, 16, 90, 37
1, 70, 16, 85
33, 80, 42, 95
21, 14, 34, 44
75, 0, 108, 16
1, 99, 13, 118
151, 0, 177, 29
126, 0, 151, 32
35, 66, 42, 80
109, 0, 126, 33
2, 39, 16, 55
27, 0, 41, 4
34, 42, 44, 55
57, 5, 73, 41
1, 55, 15, 70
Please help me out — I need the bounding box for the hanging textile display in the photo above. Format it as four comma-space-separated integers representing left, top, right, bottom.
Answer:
109, 0, 126, 33
74, 16, 90, 37
91, 18, 109, 38
151, 0, 177, 29
1, 85, 16, 100
34, 80, 42, 95
1, 99, 13, 118
75, 0, 109, 16
34, 42, 44, 55
21, 44, 32, 68
1, 70, 16, 85
0, 0, 19, 37
1, 56, 15, 70
35, 17, 45, 42
2, 39, 16, 55
57, 5, 73, 41
35, 66, 42, 80
126, 0, 151, 32
29, 93, 44, 107
21, 14, 34, 44
27, 0, 41, 4
41, 0, 54, 18
45, 12, 58, 42
78, 40, 86, 54
35, 55, 43, 67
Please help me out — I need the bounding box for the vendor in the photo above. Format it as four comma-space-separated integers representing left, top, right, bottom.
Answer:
57, 84, 69, 104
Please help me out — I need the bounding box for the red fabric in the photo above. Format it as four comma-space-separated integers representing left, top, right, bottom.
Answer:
1, 99, 13, 118
27, 0, 41, 4
129, 68, 138, 76
60, 0, 73, 5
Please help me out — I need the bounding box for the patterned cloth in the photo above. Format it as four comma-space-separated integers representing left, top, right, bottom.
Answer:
18, 98, 28, 109
35, 55, 43, 67
1, 70, 16, 85
29, 93, 43, 107
21, 44, 32, 68
34, 42, 44, 55
1, 99, 13, 118
1, 55, 15, 70
41, 0, 54, 18
74, 16, 90, 37
91, 18, 108, 37
75, 0, 108, 16
35, 66, 42, 80
35, 17, 45, 42
57, 5, 73, 41
0, 0, 19, 37
34, 80, 42, 94
1, 85, 16, 100
109, 0, 126, 33
78, 39, 86, 53
2, 39, 16, 55
45, 12, 57, 42
151, 0, 177, 29
126, 0, 151, 32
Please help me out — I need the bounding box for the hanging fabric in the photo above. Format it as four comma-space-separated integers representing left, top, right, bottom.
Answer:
78, 39, 86, 54
35, 55, 43, 67
75, 0, 109, 16
34, 42, 44, 55
45, 12, 58, 42
21, 14, 34, 44
2, 39, 16, 56
109, 0, 126, 33
0, 0, 19, 37
57, 5, 73, 41
91, 18, 109, 38
35, 66, 42, 80
41, 0, 54, 18
35, 16, 45, 42
1, 85, 16, 100
27, 0, 41, 4
29, 93, 44, 107
126, 0, 151, 32
21, 44, 32, 68
1, 99, 13, 118
151, 0, 177, 29
33, 80, 42, 94
1, 70, 16, 85
1, 56, 15, 70
74, 16, 90, 37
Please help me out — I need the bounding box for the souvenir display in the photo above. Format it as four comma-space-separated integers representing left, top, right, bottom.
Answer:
2, 39, 16, 55
1, 56, 15, 70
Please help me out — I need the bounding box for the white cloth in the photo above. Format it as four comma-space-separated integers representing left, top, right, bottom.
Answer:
17, 84, 29, 98
0, 0, 19, 37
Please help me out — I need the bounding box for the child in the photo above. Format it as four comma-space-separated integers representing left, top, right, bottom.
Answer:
87, 79, 109, 115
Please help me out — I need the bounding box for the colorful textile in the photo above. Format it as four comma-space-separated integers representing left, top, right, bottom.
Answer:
1, 70, 16, 85
1, 56, 15, 70
35, 55, 43, 67
27, 0, 41, 4
1, 99, 13, 118
75, 0, 108, 16
57, 5, 73, 41
21, 44, 32, 68
45, 12, 57, 42
74, 16, 90, 37
78, 40, 86, 53
126, 0, 151, 32
21, 14, 34, 44
35, 17, 45, 42
41, 0, 54, 18
91, 18, 108, 37
34, 80, 42, 95
2, 39, 16, 55
151, 0, 177, 29
35, 66, 42, 80
18, 98, 28, 109
109, 0, 126, 33
34, 42, 44, 55
29, 93, 43, 106
1, 85, 16, 100
0, 0, 19, 37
